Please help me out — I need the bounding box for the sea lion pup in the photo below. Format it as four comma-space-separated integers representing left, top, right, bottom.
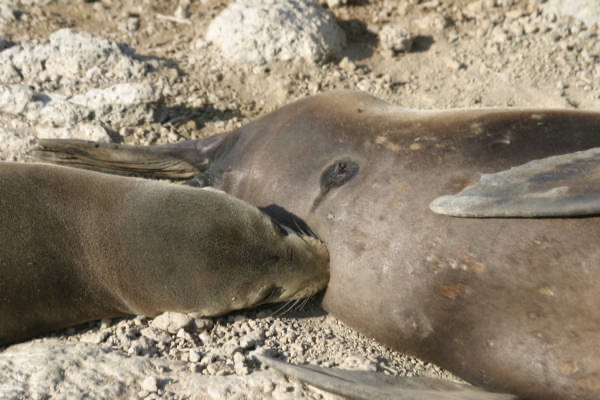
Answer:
0, 162, 329, 345
35, 91, 600, 400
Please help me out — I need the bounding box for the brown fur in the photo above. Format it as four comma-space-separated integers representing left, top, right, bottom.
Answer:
0, 163, 329, 345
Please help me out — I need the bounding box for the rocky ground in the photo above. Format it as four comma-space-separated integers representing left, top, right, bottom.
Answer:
0, 0, 599, 399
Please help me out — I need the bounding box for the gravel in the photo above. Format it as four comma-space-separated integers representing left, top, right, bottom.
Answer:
1, 305, 454, 399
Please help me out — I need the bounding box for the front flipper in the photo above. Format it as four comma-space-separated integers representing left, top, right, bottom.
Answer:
430, 147, 600, 217
34, 139, 199, 179
256, 354, 516, 400
33, 132, 237, 180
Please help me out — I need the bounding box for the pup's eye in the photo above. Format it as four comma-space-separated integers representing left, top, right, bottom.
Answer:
321, 159, 359, 193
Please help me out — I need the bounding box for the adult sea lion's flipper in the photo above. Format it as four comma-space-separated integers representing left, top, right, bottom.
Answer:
430, 147, 600, 217
34, 139, 199, 179
33, 132, 237, 180
255, 354, 516, 400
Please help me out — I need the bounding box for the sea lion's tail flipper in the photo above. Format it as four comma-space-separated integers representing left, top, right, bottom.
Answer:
255, 354, 516, 400
33, 132, 236, 180
430, 147, 600, 218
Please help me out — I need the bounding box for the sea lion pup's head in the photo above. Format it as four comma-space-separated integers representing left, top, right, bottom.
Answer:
170, 189, 330, 317
252, 204, 330, 303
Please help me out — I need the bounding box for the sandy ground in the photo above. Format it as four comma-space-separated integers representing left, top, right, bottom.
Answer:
1, 0, 599, 399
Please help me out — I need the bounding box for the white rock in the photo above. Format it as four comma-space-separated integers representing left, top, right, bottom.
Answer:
36, 97, 90, 126
240, 330, 264, 349
205, 0, 346, 64
70, 83, 160, 109
0, 341, 288, 399
79, 331, 109, 345
325, 0, 348, 7
189, 349, 202, 363
141, 376, 159, 392
379, 24, 414, 56
35, 123, 111, 143
233, 352, 246, 366
2, 83, 162, 128
0, 130, 36, 161
0, 59, 20, 83
193, 318, 214, 333
0, 28, 147, 86
544, 0, 600, 28
151, 312, 195, 334
140, 327, 172, 344
0, 85, 42, 116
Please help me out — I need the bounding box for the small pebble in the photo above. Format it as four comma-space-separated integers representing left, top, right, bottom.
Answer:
150, 312, 194, 334
379, 24, 414, 56
141, 376, 158, 393
189, 349, 202, 363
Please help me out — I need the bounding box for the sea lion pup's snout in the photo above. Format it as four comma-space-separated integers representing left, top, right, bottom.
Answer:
235, 204, 330, 309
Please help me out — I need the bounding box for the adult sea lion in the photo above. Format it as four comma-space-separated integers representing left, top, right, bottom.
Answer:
35, 91, 600, 400
0, 162, 329, 345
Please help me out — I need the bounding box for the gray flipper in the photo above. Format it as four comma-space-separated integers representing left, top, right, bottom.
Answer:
33, 133, 236, 180
430, 147, 600, 217
255, 354, 516, 400
33, 139, 199, 179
